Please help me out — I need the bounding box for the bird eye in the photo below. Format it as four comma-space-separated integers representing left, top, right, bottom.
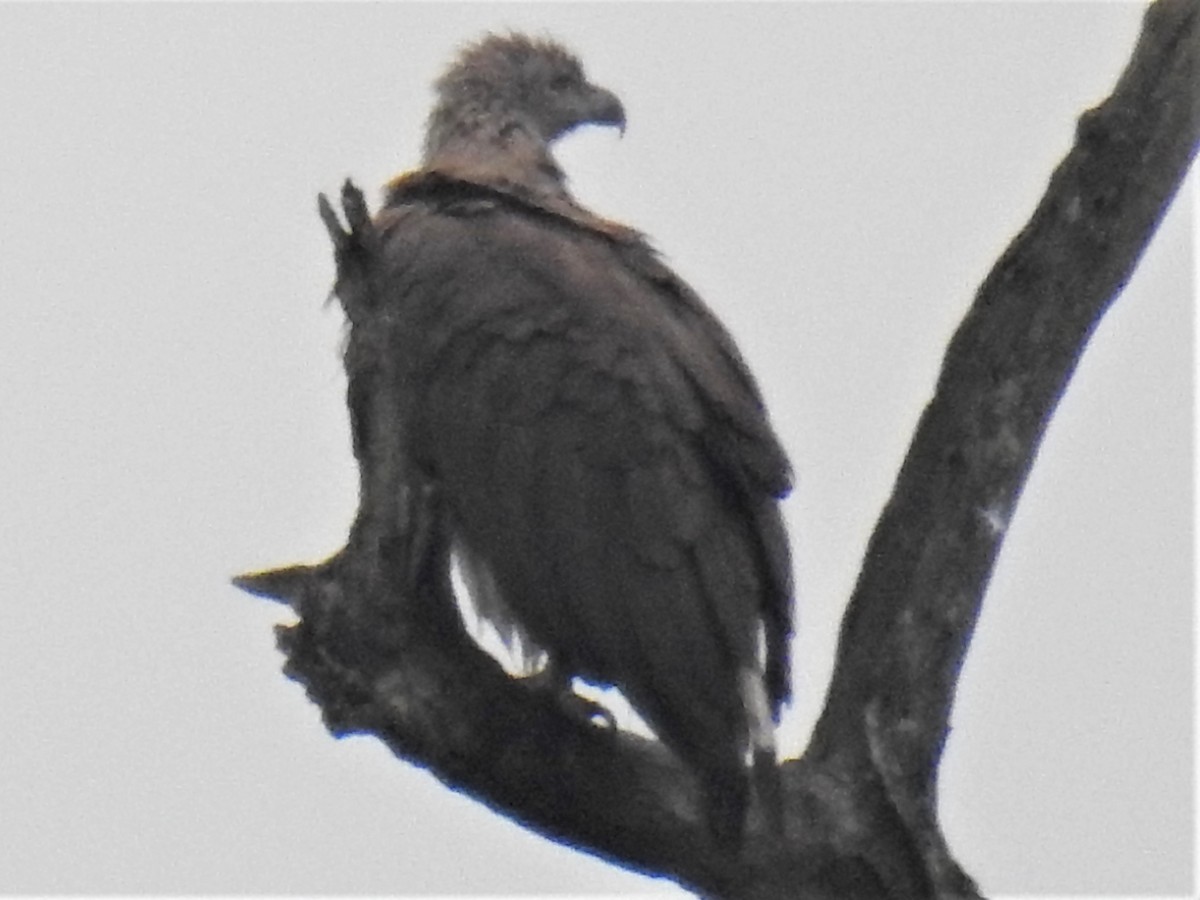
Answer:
549, 73, 575, 92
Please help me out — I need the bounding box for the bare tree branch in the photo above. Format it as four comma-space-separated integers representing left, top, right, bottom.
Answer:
805, 0, 1197, 887
235, 1, 1197, 896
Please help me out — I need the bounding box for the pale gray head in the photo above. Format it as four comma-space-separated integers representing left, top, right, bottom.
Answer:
423, 33, 626, 164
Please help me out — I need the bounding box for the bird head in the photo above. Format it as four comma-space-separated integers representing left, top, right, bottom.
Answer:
423, 33, 626, 163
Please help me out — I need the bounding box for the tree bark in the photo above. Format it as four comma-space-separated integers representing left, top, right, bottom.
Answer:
235, 1, 1198, 896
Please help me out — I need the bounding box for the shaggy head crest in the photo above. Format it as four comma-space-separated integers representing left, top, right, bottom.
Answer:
423, 33, 625, 163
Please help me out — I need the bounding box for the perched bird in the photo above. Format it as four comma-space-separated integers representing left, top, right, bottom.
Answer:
344, 32, 794, 845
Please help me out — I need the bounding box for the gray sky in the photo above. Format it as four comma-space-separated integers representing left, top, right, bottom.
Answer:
0, 2, 1192, 896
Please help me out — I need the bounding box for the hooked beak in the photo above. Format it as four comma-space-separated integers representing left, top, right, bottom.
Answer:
584, 85, 626, 137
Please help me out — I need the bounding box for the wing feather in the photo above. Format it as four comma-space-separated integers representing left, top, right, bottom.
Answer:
387, 193, 793, 788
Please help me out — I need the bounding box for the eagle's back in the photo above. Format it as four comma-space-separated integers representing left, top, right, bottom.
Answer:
364, 178, 793, 828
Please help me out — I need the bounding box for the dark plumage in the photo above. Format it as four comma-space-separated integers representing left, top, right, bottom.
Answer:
348, 33, 794, 845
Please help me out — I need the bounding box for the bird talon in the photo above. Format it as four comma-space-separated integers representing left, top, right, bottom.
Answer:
520, 667, 616, 731
571, 694, 617, 731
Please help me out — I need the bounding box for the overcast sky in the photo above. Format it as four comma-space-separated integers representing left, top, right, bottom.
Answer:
0, 2, 1192, 897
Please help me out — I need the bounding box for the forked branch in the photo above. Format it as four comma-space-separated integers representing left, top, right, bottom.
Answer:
236, 2, 1197, 896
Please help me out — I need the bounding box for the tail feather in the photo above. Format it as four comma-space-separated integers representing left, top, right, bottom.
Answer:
753, 747, 784, 835
740, 666, 785, 835
703, 765, 750, 851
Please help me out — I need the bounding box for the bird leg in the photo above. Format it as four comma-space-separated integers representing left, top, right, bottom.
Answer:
521, 660, 617, 731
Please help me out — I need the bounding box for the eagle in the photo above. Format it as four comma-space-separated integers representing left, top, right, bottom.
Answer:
338, 33, 794, 845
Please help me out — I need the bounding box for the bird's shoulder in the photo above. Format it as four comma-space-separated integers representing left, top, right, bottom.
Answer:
372, 167, 668, 347
371, 168, 791, 499
380, 168, 643, 246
